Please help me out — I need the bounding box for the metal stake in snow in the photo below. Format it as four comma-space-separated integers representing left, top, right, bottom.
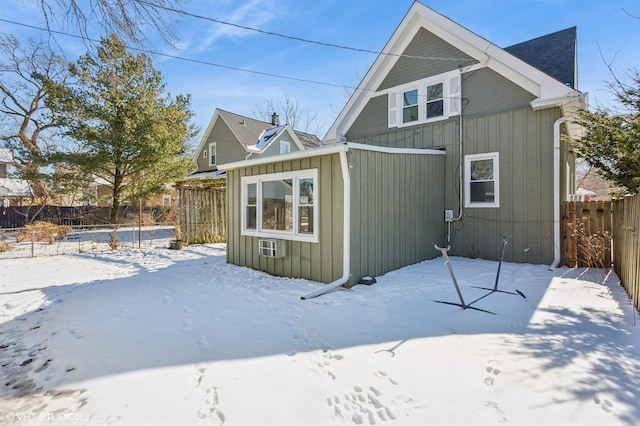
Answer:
433, 245, 495, 314
470, 235, 526, 299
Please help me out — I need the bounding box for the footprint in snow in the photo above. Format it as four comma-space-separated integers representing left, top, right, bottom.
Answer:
190, 365, 206, 389
593, 395, 614, 413
197, 336, 212, 352
484, 362, 501, 386
197, 386, 225, 425
181, 319, 192, 333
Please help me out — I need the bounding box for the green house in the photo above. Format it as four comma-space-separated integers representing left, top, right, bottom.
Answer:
220, 2, 586, 292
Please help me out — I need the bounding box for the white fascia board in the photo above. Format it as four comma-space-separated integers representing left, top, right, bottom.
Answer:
219, 144, 348, 170
325, 2, 580, 143
530, 91, 588, 111
192, 109, 221, 162
219, 142, 445, 171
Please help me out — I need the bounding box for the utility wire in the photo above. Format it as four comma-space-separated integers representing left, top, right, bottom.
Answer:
133, 0, 473, 63
0, 18, 470, 101
0, 18, 362, 91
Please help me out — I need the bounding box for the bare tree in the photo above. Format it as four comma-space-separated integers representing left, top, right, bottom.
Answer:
253, 93, 324, 136
36, 0, 186, 46
0, 33, 72, 199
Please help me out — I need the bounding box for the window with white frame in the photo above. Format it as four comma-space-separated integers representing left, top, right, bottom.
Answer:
280, 140, 291, 154
208, 142, 217, 167
242, 169, 318, 242
387, 69, 460, 128
402, 89, 419, 123
465, 152, 499, 208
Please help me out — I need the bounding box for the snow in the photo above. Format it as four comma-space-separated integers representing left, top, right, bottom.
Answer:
1, 237, 639, 425
0, 178, 33, 198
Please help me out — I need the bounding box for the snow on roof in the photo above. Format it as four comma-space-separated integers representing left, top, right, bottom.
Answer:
255, 125, 287, 151
0, 178, 34, 197
184, 169, 226, 180
0, 148, 14, 164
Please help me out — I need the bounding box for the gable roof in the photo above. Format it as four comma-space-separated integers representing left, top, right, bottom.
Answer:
325, 1, 586, 142
193, 109, 320, 159
505, 27, 577, 89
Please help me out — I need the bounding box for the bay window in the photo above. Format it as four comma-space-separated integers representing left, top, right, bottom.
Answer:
242, 169, 319, 242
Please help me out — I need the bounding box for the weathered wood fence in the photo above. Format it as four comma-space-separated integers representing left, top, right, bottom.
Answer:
561, 201, 613, 268
612, 194, 640, 311
561, 197, 640, 311
176, 180, 226, 244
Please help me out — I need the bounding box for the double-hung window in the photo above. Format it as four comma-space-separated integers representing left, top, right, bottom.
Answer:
208, 142, 217, 167
465, 152, 499, 208
387, 69, 460, 128
402, 89, 419, 123
242, 169, 319, 242
426, 82, 444, 119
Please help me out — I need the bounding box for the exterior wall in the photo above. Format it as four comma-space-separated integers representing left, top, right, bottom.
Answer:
349, 149, 445, 283
378, 28, 473, 90
226, 153, 344, 283
195, 119, 247, 172
346, 102, 564, 264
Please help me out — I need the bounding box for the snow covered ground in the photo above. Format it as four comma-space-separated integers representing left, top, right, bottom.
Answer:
1, 240, 639, 425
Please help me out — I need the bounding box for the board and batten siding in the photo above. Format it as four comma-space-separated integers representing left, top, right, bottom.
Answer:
349, 149, 445, 283
226, 153, 344, 284
452, 106, 567, 264
347, 105, 567, 264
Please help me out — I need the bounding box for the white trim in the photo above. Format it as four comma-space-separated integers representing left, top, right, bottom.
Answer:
208, 142, 217, 167
280, 140, 291, 154
219, 142, 445, 171
241, 169, 319, 243
465, 152, 500, 208
386, 70, 460, 129
324, 2, 582, 143
301, 150, 351, 299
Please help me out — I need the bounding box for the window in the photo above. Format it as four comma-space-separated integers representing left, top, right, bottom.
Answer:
387, 70, 460, 128
465, 152, 499, 208
242, 169, 319, 242
208, 142, 217, 167
426, 82, 444, 118
280, 141, 291, 154
402, 89, 419, 123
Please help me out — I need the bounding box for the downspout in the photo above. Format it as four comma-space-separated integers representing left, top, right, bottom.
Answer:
454, 66, 464, 222
447, 67, 464, 243
549, 115, 573, 269
301, 149, 351, 299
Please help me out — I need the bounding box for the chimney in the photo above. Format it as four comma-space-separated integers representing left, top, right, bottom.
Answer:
271, 112, 280, 126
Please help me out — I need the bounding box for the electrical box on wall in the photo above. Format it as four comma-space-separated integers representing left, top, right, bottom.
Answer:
259, 239, 287, 258
444, 209, 454, 222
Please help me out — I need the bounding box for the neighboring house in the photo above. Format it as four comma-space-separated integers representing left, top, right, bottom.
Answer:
219, 2, 587, 288
0, 148, 33, 206
188, 109, 321, 180
575, 167, 613, 201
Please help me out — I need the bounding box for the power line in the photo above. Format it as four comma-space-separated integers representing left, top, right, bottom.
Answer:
133, 0, 472, 63
0, 18, 360, 91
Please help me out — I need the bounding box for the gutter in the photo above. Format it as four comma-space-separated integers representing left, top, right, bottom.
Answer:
549, 115, 574, 269
301, 150, 351, 299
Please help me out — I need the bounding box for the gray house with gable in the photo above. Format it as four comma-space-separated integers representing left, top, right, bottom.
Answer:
219, 2, 587, 288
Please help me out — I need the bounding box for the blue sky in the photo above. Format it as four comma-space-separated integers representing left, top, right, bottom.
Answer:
1, 0, 639, 140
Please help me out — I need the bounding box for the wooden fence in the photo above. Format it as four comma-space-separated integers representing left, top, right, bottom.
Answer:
176, 181, 226, 244
612, 194, 640, 311
561, 201, 613, 268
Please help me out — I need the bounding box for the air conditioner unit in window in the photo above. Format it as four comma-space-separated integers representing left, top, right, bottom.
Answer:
259, 239, 287, 258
